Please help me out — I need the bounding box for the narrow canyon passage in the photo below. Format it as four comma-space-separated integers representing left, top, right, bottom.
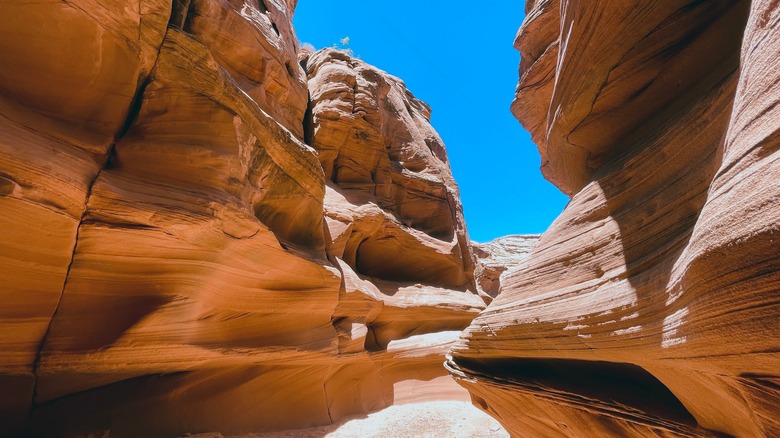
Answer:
0, 0, 777, 437
199, 401, 508, 438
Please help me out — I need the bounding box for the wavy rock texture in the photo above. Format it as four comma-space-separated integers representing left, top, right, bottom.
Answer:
0, 1, 480, 435
472, 235, 540, 297
306, 48, 476, 292
450, 0, 779, 437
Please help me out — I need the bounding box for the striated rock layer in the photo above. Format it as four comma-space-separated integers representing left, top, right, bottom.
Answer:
449, 0, 780, 437
472, 235, 540, 297
0, 1, 480, 436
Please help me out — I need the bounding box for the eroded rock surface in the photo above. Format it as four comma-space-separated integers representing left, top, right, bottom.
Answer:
472, 235, 540, 297
449, 1, 780, 437
0, 1, 480, 435
306, 48, 475, 292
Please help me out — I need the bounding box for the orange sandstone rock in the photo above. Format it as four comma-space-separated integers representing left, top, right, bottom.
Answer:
450, 1, 779, 437
306, 48, 476, 292
0, 1, 480, 435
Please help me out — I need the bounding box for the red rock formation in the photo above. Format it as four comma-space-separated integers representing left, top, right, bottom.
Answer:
0, 1, 480, 435
449, 0, 780, 437
306, 48, 475, 292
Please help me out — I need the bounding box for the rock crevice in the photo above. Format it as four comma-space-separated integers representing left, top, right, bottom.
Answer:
27, 0, 180, 422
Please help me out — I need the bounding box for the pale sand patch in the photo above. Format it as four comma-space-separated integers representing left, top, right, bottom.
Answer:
189, 401, 508, 438
393, 376, 472, 405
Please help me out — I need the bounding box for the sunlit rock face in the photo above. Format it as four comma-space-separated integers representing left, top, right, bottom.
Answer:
0, 1, 480, 435
449, 0, 780, 437
472, 235, 540, 297
306, 48, 477, 295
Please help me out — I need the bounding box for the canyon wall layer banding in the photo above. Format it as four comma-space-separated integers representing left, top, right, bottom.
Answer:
0, 1, 485, 435
2, 0, 778, 437
448, 0, 780, 437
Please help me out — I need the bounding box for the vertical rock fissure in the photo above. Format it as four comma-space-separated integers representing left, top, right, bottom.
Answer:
27, 11, 176, 419
300, 48, 338, 428
322, 373, 334, 424
302, 90, 315, 147
28, 153, 108, 414
29, 146, 116, 415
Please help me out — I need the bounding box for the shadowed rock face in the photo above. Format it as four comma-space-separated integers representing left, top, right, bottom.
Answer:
0, 1, 480, 435
449, 0, 780, 437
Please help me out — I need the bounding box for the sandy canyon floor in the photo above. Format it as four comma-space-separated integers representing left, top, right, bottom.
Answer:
189, 401, 509, 438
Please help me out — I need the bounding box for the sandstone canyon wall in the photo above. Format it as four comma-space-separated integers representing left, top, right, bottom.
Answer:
0, 1, 483, 436
449, 0, 780, 437
472, 235, 540, 297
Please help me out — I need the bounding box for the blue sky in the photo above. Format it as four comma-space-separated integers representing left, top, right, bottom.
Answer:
293, 1, 568, 242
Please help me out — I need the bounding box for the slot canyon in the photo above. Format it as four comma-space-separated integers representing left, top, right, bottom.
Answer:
0, 0, 777, 436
